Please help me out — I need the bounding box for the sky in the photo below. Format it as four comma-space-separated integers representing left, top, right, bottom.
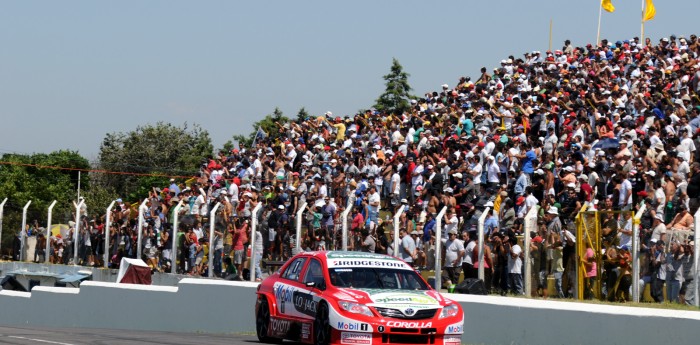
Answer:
1, 0, 698, 160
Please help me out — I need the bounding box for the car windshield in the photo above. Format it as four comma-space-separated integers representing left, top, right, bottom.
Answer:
328, 267, 430, 290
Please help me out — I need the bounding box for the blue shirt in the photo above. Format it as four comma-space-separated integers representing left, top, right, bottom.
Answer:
521, 150, 536, 174
515, 173, 529, 196
423, 219, 436, 243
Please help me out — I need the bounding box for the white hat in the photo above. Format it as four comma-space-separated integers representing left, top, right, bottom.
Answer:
278, 205, 285, 210
244, 192, 253, 198
452, 173, 463, 179
645, 171, 656, 177
288, 186, 296, 191
579, 174, 588, 180
401, 198, 408, 204
441, 84, 449, 89
330, 159, 338, 164
566, 183, 576, 188
564, 166, 574, 172
547, 207, 559, 215
444, 187, 454, 194
619, 140, 628, 145
535, 169, 545, 175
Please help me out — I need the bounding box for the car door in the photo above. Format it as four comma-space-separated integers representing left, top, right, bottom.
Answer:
297, 258, 326, 321
274, 257, 307, 317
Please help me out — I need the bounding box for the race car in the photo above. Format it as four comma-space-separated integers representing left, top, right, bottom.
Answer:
255, 251, 464, 345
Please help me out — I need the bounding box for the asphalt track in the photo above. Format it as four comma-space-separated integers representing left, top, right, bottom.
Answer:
0, 326, 261, 345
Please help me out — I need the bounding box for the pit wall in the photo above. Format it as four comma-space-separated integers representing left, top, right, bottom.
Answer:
0, 280, 698, 344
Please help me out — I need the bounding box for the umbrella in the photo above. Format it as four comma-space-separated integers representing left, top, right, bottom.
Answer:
592, 138, 619, 150
51, 224, 70, 238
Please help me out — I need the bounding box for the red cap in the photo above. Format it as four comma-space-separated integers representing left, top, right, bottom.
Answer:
637, 191, 648, 198
516, 196, 525, 205
477, 142, 485, 148
324, 146, 331, 151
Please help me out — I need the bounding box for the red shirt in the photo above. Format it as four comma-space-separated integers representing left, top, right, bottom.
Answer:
351, 213, 364, 231
580, 183, 593, 202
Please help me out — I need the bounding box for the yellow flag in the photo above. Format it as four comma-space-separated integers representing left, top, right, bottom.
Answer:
643, 0, 656, 21
601, 0, 615, 13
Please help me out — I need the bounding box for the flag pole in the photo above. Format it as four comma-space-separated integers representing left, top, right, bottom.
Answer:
549, 19, 553, 52
640, 0, 645, 43
597, 1, 603, 46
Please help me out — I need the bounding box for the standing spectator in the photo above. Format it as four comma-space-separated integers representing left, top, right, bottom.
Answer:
442, 229, 465, 286
506, 234, 524, 295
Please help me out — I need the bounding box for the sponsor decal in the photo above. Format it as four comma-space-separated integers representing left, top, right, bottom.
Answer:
337, 322, 369, 331
327, 252, 389, 260
386, 321, 432, 328
293, 291, 317, 316
444, 335, 461, 344
340, 332, 372, 345
269, 318, 291, 335
301, 323, 311, 340
371, 293, 438, 305
329, 259, 410, 269
445, 322, 464, 334
274, 283, 297, 303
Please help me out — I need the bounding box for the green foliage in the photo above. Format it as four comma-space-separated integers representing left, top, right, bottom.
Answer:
296, 107, 310, 122
0, 150, 89, 255
374, 58, 415, 115
231, 107, 290, 149
97, 122, 213, 200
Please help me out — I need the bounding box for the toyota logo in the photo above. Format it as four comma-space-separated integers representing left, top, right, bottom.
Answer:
404, 308, 415, 316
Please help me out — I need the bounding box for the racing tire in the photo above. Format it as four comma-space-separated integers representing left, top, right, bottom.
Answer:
256, 297, 282, 344
314, 302, 331, 345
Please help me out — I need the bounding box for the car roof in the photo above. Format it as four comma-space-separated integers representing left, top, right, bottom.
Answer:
295, 251, 412, 270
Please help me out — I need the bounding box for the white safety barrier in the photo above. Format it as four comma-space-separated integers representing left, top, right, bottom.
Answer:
45, 200, 57, 264
433, 206, 448, 291
208, 202, 222, 278
0, 198, 7, 255
632, 203, 646, 303
103, 200, 117, 268
171, 199, 185, 274
136, 199, 148, 260
695, 206, 700, 307
20, 200, 32, 262
295, 202, 307, 251
477, 207, 490, 281
249, 202, 263, 282
523, 205, 538, 297
341, 199, 352, 251
392, 205, 405, 258
73, 199, 85, 265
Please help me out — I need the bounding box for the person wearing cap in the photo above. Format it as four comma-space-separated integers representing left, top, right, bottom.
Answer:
651, 213, 667, 243
442, 227, 465, 287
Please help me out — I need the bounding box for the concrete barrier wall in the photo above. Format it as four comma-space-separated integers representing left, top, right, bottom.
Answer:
0, 279, 258, 334
1, 280, 699, 344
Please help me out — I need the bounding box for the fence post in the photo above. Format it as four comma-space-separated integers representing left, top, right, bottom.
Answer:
171, 200, 184, 274
694, 206, 700, 307
295, 202, 307, 252
103, 200, 116, 268
45, 200, 57, 264
477, 207, 490, 281
208, 202, 222, 278
632, 204, 645, 303
524, 205, 538, 297
434, 206, 448, 291
341, 199, 352, 251
393, 206, 405, 258
20, 200, 32, 261
250, 202, 263, 282
136, 199, 148, 260
73, 199, 84, 265
0, 198, 6, 257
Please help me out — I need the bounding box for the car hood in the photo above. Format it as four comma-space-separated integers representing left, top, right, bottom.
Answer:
336, 288, 446, 309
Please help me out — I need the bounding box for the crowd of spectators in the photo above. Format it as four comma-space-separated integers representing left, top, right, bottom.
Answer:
13, 34, 700, 305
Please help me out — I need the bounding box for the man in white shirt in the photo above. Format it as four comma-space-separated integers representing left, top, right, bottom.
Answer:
507, 236, 524, 295
442, 229, 465, 286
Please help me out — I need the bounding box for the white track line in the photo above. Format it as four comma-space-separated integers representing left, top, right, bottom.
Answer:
7, 335, 75, 345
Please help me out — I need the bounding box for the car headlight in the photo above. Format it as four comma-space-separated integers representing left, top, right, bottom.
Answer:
439, 304, 460, 319
338, 301, 374, 317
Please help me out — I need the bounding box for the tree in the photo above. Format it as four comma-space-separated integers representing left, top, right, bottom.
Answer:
296, 107, 310, 122
0, 151, 90, 255
374, 58, 415, 115
97, 122, 213, 200
231, 107, 290, 149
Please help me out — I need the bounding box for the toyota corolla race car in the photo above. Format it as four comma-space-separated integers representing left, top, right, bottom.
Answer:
255, 251, 464, 345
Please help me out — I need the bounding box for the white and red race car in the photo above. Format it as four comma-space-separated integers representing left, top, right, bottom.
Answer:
255, 251, 464, 345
